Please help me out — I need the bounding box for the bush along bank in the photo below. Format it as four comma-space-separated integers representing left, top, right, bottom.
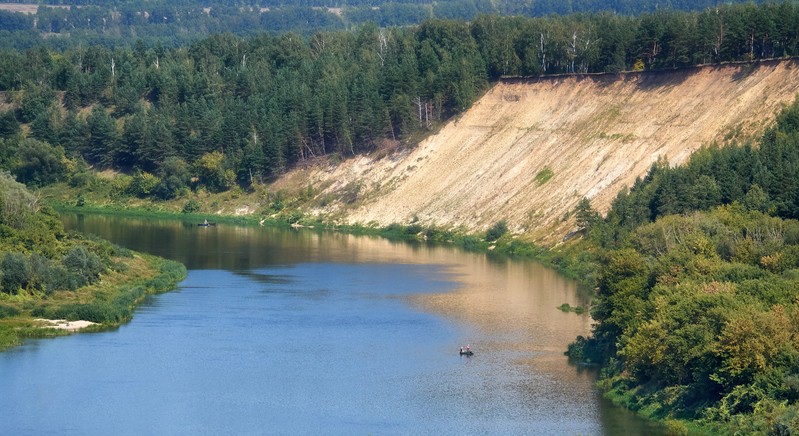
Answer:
0, 253, 186, 352
0, 173, 187, 352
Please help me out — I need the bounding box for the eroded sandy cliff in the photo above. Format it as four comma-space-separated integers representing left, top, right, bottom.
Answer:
281, 60, 799, 244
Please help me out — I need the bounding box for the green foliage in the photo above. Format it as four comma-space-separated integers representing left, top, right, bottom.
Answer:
485, 220, 508, 241
154, 156, 190, 200
456, 234, 486, 251
29, 257, 185, 325
182, 199, 201, 214
13, 138, 68, 187
195, 152, 234, 193
69, 169, 96, 189
109, 175, 132, 200
17, 84, 55, 124
534, 167, 554, 186
61, 245, 105, 288
575, 197, 600, 233
0, 304, 19, 319
742, 184, 772, 214
558, 303, 585, 314
0, 171, 37, 228
0, 110, 20, 138
576, 202, 799, 428
382, 223, 414, 240
1, 252, 30, 294
126, 171, 160, 198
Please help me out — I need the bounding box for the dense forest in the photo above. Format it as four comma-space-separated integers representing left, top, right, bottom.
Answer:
564, 99, 799, 432
0, 0, 772, 49
3, 2, 799, 202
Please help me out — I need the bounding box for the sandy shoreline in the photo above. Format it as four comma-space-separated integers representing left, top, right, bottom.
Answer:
35, 319, 98, 331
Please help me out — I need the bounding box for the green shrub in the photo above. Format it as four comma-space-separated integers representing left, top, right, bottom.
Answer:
485, 220, 508, 241
1, 252, 30, 294
0, 304, 20, 318
69, 170, 95, 188
126, 171, 161, 198
112, 244, 133, 258
0, 171, 37, 228
423, 227, 454, 242
534, 167, 554, 186
405, 224, 423, 235
284, 210, 303, 224
457, 235, 484, 251
109, 175, 132, 199
27, 253, 53, 293
154, 175, 186, 200
13, 138, 68, 187
382, 223, 404, 237
45, 264, 79, 292
182, 199, 201, 214
61, 245, 105, 287
0, 326, 20, 350
52, 302, 118, 323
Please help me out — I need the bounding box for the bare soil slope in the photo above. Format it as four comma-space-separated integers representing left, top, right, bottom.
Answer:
287, 60, 799, 244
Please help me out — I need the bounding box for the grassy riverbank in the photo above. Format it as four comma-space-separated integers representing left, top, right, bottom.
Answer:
0, 253, 186, 352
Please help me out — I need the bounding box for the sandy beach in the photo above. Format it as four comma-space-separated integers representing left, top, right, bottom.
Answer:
35, 319, 97, 331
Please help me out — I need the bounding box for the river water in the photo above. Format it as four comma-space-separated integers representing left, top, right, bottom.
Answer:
0, 214, 661, 435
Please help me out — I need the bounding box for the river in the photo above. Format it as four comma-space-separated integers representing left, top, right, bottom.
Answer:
0, 214, 661, 435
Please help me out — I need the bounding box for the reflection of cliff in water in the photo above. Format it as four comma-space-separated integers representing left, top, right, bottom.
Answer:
63, 212, 664, 434
67, 212, 461, 270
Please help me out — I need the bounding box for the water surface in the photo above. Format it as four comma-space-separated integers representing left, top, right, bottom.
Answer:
0, 214, 660, 434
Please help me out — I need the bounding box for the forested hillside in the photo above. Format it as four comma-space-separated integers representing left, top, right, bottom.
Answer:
0, 0, 771, 48
3, 3, 799, 203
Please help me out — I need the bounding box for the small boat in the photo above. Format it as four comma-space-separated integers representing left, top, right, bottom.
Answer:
459, 348, 474, 356
197, 221, 216, 227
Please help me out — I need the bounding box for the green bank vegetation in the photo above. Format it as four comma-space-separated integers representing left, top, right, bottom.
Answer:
563, 99, 799, 433
0, 172, 186, 351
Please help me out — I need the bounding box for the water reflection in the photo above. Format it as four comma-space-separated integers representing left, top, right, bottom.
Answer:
56, 212, 661, 434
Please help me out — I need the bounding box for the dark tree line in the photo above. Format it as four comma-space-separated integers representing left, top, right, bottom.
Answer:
1, 20, 487, 193
0, 0, 777, 49
2, 3, 799, 196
